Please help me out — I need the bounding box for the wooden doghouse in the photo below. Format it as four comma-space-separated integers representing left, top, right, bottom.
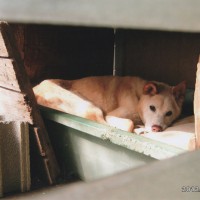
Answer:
0, 0, 200, 198
7, 24, 198, 182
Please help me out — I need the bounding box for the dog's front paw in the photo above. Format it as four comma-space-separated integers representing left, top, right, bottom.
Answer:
105, 116, 134, 132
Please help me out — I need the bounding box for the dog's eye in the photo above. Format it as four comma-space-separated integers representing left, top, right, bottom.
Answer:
166, 111, 172, 116
150, 105, 156, 112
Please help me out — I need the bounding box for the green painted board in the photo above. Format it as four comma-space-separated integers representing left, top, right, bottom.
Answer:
40, 106, 186, 181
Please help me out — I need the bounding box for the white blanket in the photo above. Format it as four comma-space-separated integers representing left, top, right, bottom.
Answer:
134, 116, 195, 150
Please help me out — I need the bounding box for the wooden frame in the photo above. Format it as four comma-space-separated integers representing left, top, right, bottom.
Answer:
194, 57, 200, 148
0, 22, 60, 187
0, 1, 200, 198
1, 0, 200, 32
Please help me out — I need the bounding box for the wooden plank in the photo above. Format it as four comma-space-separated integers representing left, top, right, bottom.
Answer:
0, 22, 60, 184
0, 30, 9, 57
5, 149, 200, 200
0, 122, 30, 194
1, 0, 200, 32
19, 122, 31, 192
194, 57, 200, 148
0, 87, 32, 123
0, 126, 3, 197
41, 106, 186, 160
20, 25, 113, 84
0, 58, 21, 91
0, 23, 33, 93
113, 30, 125, 76
11, 24, 25, 61
116, 30, 200, 88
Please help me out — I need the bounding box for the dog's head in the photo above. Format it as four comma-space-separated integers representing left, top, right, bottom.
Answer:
137, 81, 186, 132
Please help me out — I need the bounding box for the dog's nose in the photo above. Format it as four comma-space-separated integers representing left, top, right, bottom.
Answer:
152, 125, 163, 132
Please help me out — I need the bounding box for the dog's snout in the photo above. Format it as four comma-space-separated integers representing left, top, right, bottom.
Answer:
152, 125, 163, 132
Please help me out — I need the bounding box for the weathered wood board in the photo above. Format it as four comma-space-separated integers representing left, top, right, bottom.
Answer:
194, 57, 200, 148
11, 25, 114, 84
0, 58, 21, 91
0, 128, 2, 197
0, 30, 8, 57
0, 122, 30, 195
5, 149, 200, 200
0, 24, 33, 123
0, 22, 60, 184
0, 87, 31, 122
115, 30, 200, 88
1, 0, 200, 32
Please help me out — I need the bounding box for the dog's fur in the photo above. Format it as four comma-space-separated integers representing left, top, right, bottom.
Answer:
33, 76, 186, 132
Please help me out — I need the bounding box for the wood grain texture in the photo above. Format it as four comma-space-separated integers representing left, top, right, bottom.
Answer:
194, 60, 200, 148
21, 25, 113, 84
0, 126, 3, 198
0, 22, 60, 184
0, 122, 30, 194
115, 30, 200, 88
0, 58, 21, 91
0, 31, 9, 57
0, 87, 32, 123
5, 149, 200, 200
0, 0, 200, 32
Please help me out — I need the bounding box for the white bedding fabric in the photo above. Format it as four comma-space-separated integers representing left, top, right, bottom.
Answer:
134, 116, 196, 151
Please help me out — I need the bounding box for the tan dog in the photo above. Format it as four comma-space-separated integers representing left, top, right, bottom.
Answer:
33, 76, 186, 132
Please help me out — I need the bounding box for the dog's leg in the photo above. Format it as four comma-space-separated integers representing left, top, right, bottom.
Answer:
105, 107, 134, 132
105, 116, 134, 132
84, 107, 107, 125
84, 107, 134, 132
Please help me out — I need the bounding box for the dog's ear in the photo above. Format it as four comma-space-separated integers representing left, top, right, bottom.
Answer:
172, 81, 186, 106
143, 82, 158, 95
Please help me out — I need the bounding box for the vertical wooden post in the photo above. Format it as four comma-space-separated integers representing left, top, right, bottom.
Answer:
0, 127, 3, 197
113, 30, 125, 76
194, 56, 200, 148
